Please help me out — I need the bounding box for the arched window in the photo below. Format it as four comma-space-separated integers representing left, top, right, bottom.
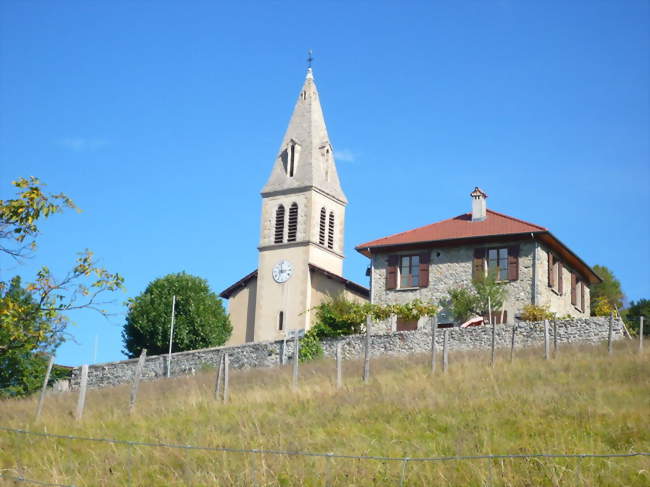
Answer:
318, 207, 327, 246
287, 203, 298, 242
327, 211, 335, 249
274, 205, 285, 244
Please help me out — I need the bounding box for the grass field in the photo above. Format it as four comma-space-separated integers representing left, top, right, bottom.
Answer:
1, 341, 649, 486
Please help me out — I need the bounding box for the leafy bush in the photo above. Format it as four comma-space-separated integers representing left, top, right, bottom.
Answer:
520, 304, 554, 322
591, 296, 614, 317
298, 328, 324, 362
299, 295, 438, 362
447, 272, 507, 324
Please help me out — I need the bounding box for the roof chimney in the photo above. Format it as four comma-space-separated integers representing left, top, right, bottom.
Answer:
470, 187, 487, 221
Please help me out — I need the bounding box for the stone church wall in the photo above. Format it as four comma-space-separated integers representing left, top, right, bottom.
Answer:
69, 317, 624, 390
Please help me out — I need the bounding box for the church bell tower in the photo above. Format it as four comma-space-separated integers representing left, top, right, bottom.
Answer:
253, 68, 348, 342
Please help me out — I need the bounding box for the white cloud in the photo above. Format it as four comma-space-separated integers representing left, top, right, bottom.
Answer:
335, 148, 356, 163
57, 137, 108, 152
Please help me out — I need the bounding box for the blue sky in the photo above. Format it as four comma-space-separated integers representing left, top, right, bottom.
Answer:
1, 1, 648, 366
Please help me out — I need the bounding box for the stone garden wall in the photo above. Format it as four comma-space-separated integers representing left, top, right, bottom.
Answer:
70, 317, 625, 390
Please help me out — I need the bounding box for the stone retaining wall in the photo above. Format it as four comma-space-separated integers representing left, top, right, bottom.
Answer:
70, 317, 625, 390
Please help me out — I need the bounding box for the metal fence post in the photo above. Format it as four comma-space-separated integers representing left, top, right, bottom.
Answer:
640, 316, 644, 353
75, 364, 88, 421
129, 349, 147, 413
35, 354, 55, 422
363, 315, 371, 383
215, 353, 224, 400
431, 315, 437, 374
608, 313, 614, 355
223, 353, 230, 403
544, 319, 550, 360
442, 329, 449, 372
336, 342, 343, 389
292, 335, 299, 390
399, 457, 410, 486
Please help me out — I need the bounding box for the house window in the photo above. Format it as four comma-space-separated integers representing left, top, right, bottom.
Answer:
572, 274, 585, 312
274, 205, 285, 244
318, 207, 326, 245
399, 255, 420, 288
278, 311, 284, 331
487, 248, 508, 281
327, 212, 335, 249
548, 253, 563, 294
287, 203, 298, 242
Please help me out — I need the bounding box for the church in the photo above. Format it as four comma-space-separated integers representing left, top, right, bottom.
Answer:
220, 68, 369, 346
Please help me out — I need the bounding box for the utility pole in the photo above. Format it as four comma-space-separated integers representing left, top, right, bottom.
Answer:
167, 295, 176, 378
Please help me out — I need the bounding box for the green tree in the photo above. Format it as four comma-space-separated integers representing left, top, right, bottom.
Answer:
590, 265, 624, 314
624, 299, 650, 336
1, 177, 123, 397
122, 272, 232, 358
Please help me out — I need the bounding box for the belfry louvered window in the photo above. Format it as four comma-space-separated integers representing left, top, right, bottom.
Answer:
318, 207, 327, 245
274, 205, 285, 244
287, 203, 298, 242
327, 212, 335, 249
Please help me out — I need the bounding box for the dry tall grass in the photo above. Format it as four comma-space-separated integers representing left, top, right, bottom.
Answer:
1, 341, 649, 486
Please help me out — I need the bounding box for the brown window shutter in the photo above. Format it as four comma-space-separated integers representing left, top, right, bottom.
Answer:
473, 248, 486, 280
580, 281, 585, 312
386, 255, 398, 290
571, 273, 577, 305
507, 245, 519, 281
557, 263, 563, 295
419, 252, 430, 288
547, 252, 554, 288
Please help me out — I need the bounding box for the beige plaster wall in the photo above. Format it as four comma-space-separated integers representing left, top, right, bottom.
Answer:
225, 276, 257, 346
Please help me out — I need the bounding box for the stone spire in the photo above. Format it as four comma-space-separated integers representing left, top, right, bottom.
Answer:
261, 69, 347, 204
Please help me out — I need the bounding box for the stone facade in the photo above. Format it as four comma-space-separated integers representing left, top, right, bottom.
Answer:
370, 238, 591, 329
70, 317, 623, 390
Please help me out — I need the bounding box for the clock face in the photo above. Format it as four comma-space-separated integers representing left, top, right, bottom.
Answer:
272, 260, 293, 283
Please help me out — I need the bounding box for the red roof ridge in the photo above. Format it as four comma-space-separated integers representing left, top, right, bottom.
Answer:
485, 209, 548, 232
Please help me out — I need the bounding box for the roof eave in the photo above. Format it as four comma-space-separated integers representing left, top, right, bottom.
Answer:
355, 231, 547, 258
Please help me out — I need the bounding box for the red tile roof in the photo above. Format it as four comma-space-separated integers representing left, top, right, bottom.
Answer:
356, 209, 547, 250
355, 209, 601, 284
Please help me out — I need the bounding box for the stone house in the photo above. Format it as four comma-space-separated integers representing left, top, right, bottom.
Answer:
355, 188, 600, 331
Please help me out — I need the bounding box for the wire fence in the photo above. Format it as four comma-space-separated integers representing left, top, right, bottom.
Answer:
2, 426, 648, 486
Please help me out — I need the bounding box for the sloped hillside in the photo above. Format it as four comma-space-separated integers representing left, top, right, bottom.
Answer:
1, 342, 648, 486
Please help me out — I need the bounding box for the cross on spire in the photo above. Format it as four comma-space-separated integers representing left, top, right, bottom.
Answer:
307, 50, 313, 69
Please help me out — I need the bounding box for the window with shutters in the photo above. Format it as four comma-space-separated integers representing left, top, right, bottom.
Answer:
318, 207, 326, 245
487, 248, 509, 281
548, 252, 563, 294
287, 203, 298, 242
399, 255, 420, 288
572, 275, 585, 312
274, 205, 285, 244
327, 212, 335, 249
